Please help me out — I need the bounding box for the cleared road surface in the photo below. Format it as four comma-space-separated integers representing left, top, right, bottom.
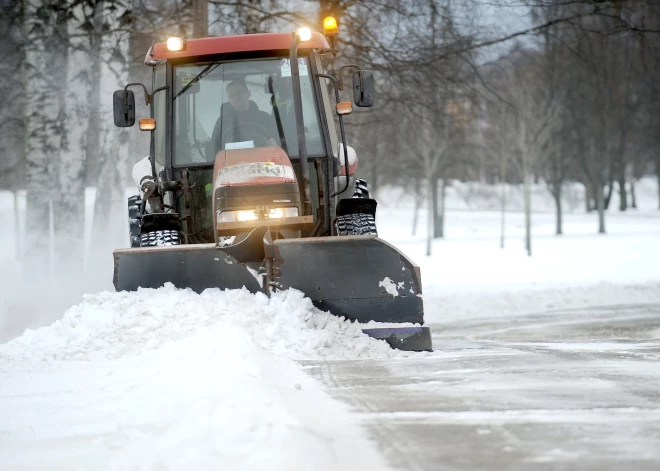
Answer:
305, 303, 660, 471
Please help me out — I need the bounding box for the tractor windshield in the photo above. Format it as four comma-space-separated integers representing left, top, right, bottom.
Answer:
173, 58, 324, 166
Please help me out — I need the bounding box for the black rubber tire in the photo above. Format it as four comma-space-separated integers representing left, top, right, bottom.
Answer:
140, 230, 182, 247
129, 220, 141, 248
353, 178, 370, 199
128, 196, 142, 248
335, 213, 378, 237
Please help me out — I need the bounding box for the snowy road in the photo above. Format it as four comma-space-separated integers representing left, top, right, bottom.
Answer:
305, 303, 660, 471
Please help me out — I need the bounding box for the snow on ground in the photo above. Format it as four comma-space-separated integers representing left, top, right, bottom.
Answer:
1, 285, 394, 364
0, 322, 391, 471
0, 286, 395, 470
375, 177, 660, 323
0, 177, 659, 469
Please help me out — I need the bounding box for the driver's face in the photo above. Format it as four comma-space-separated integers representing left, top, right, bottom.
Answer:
227, 85, 250, 112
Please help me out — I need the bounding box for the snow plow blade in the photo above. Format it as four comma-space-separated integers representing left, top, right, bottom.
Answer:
113, 235, 430, 351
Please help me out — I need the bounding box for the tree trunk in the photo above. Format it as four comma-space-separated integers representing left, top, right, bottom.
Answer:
524, 172, 532, 256
13, 190, 21, 260
52, 9, 85, 268
617, 173, 627, 211
630, 181, 637, 209
657, 172, 660, 210
412, 178, 420, 236
500, 180, 506, 249
439, 178, 446, 238
426, 176, 433, 256
90, 2, 106, 243
192, 0, 208, 38
432, 178, 444, 239
584, 183, 593, 213
24, 0, 57, 277
500, 154, 506, 249
521, 142, 531, 256
604, 180, 614, 210
594, 182, 606, 234
552, 182, 563, 236
128, 1, 152, 183
245, 0, 261, 33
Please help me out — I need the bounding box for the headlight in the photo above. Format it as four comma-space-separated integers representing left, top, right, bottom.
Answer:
218, 207, 298, 223
268, 207, 299, 219
218, 210, 258, 223
296, 27, 312, 42
166, 37, 186, 52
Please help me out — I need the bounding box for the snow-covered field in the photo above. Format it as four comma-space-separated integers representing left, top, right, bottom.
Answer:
1, 177, 659, 469
377, 182, 660, 323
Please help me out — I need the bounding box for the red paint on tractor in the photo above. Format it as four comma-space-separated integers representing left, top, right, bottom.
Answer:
150, 33, 330, 62
213, 146, 296, 188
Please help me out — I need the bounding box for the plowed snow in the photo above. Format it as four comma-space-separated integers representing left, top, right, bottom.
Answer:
1, 284, 395, 364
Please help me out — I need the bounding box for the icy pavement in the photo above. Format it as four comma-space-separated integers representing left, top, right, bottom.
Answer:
305, 303, 660, 471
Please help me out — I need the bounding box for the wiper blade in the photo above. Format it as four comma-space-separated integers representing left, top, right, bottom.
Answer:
173, 61, 221, 100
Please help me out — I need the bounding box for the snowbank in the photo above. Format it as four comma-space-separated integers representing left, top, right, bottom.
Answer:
0, 285, 396, 470
0, 284, 394, 364
0, 322, 391, 471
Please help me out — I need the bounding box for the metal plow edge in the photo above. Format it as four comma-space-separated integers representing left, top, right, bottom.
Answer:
113, 235, 431, 351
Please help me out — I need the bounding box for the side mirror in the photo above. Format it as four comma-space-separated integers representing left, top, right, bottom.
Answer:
113, 90, 136, 127
352, 70, 374, 107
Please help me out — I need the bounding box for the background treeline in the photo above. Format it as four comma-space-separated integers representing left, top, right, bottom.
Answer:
0, 0, 659, 263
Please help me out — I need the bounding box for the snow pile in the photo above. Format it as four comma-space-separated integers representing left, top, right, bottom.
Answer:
0, 284, 395, 470
0, 284, 395, 364
0, 321, 392, 471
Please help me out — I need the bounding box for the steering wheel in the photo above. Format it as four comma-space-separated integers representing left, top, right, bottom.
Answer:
222, 123, 272, 148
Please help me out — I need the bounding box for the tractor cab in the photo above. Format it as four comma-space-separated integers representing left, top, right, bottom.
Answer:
167, 54, 330, 243
115, 30, 364, 244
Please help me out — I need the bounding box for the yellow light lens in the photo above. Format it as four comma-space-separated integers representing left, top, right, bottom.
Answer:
336, 102, 353, 115
237, 210, 258, 222
139, 118, 156, 131
323, 16, 338, 35
219, 207, 298, 223
269, 207, 298, 219
296, 27, 312, 42
166, 37, 186, 52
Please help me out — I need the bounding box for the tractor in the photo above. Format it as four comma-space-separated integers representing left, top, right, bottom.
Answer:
112, 21, 431, 351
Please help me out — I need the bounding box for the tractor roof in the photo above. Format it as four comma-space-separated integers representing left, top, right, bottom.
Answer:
149, 32, 330, 61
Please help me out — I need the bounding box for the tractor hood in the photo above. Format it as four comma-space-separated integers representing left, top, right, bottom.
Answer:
211, 146, 307, 240
213, 146, 297, 189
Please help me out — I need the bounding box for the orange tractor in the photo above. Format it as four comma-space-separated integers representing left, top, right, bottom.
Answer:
112, 22, 431, 351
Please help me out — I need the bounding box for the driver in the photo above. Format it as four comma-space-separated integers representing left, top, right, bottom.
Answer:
209, 79, 277, 156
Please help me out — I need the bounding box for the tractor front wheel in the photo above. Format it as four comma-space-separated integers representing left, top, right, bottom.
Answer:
140, 230, 182, 247
335, 213, 378, 237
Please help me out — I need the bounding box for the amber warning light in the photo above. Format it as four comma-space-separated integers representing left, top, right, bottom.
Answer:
139, 118, 156, 131
323, 17, 338, 36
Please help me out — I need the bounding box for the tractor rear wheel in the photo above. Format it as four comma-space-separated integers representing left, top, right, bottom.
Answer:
140, 230, 182, 247
335, 213, 378, 237
353, 178, 370, 199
